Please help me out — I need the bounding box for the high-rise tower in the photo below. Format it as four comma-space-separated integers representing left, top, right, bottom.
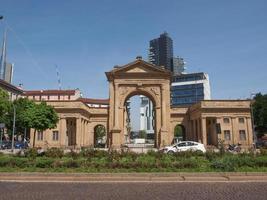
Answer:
0, 30, 7, 80
148, 32, 173, 71
0, 29, 13, 83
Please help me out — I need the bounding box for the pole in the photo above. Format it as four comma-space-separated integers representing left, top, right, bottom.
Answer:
250, 93, 257, 149
11, 105, 16, 152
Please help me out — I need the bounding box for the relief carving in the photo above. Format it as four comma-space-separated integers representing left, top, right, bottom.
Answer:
119, 87, 129, 96
150, 87, 160, 96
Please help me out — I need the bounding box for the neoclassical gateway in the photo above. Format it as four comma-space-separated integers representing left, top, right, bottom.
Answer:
28, 58, 253, 149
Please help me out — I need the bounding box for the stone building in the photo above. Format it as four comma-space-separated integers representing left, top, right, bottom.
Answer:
26, 58, 253, 149
0, 79, 23, 100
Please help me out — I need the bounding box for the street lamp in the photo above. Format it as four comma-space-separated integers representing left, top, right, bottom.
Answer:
250, 93, 257, 148
11, 105, 16, 152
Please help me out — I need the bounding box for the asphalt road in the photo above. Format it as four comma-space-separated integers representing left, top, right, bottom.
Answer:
0, 182, 266, 200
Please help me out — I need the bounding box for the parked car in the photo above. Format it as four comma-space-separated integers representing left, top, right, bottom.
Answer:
0, 141, 12, 149
14, 141, 29, 149
161, 141, 206, 154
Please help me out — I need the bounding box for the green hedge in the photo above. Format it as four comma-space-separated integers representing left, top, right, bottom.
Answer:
0, 149, 266, 172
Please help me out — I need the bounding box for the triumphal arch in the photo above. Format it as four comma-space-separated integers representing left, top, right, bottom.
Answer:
29, 57, 254, 150
106, 57, 172, 148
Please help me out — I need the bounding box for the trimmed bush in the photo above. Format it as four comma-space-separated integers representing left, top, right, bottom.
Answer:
24, 148, 38, 159
45, 148, 64, 158
35, 158, 54, 168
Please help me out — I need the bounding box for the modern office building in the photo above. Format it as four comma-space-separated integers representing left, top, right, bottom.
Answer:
4, 62, 13, 83
171, 72, 211, 106
140, 95, 154, 137
0, 30, 7, 80
0, 30, 13, 84
148, 32, 173, 71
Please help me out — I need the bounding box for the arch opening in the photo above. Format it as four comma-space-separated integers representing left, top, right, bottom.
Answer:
94, 124, 106, 148
173, 124, 186, 144
123, 93, 156, 148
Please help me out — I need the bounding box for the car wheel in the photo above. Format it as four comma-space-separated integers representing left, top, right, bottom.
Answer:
167, 150, 175, 155
196, 150, 203, 154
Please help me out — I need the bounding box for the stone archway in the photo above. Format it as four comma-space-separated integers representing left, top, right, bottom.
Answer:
106, 58, 172, 148
94, 124, 106, 148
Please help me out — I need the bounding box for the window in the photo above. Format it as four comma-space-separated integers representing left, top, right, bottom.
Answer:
239, 130, 246, 141
177, 142, 186, 147
52, 131, 59, 141
239, 118, 245, 123
224, 130, 231, 141
37, 131, 43, 141
223, 118, 230, 123
187, 142, 197, 146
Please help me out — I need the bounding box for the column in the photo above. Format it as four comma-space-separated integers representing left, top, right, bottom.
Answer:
201, 117, 207, 146
231, 117, 238, 144
76, 117, 82, 148
246, 117, 253, 147
60, 118, 67, 148
114, 83, 119, 128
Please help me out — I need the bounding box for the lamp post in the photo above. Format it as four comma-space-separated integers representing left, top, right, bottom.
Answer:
250, 93, 257, 149
11, 105, 16, 152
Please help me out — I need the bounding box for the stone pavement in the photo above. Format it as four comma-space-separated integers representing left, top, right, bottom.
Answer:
0, 172, 267, 182
0, 182, 266, 200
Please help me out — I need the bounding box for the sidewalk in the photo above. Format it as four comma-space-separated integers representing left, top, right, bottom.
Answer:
0, 172, 267, 182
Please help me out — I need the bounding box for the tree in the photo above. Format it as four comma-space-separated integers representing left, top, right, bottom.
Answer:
174, 125, 183, 138
8, 98, 35, 137
24, 102, 59, 147
139, 130, 147, 139
253, 93, 267, 137
94, 125, 106, 147
95, 125, 106, 139
0, 88, 11, 124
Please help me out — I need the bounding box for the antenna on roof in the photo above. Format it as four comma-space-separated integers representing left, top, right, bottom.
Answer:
55, 64, 62, 90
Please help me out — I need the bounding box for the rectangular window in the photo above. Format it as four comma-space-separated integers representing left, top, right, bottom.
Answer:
224, 130, 231, 141
52, 131, 59, 141
239, 130, 246, 141
223, 118, 230, 123
239, 118, 245, 123
37, 131, 43, 141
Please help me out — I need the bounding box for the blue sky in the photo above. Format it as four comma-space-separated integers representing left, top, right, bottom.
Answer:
1, 0, 267, 101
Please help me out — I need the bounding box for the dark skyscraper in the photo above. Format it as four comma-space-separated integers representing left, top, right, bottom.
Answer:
148, 32, 173, 71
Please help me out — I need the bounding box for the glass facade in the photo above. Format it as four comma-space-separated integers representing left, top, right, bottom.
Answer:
148, 32, 173, 71
171, 73, 210, 106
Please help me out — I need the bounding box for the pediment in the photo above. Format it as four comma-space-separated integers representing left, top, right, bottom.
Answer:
105, 59, 171, 80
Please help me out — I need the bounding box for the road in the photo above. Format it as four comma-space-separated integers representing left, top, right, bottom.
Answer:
0, 182, 266, 200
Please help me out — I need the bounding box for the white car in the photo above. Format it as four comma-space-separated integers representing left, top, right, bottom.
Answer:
162, 141, 206, 154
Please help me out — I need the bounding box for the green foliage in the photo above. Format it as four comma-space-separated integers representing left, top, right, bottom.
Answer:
66, 150, 80, 159
174, 124, 183, 138
95, 125, 106, 139
45, 147, 64, 158
35, 158, 54, 168
139, 130, 147, 139
23, 101, 59, 147
0, 149, 267, 172
26, 102, 59, 131
0, 88, 11, 124
252, 93, 267, 136
24, 148, 38, 159
11, 98, 35, 135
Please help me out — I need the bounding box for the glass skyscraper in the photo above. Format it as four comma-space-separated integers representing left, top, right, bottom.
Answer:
148, 32, 173, 71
